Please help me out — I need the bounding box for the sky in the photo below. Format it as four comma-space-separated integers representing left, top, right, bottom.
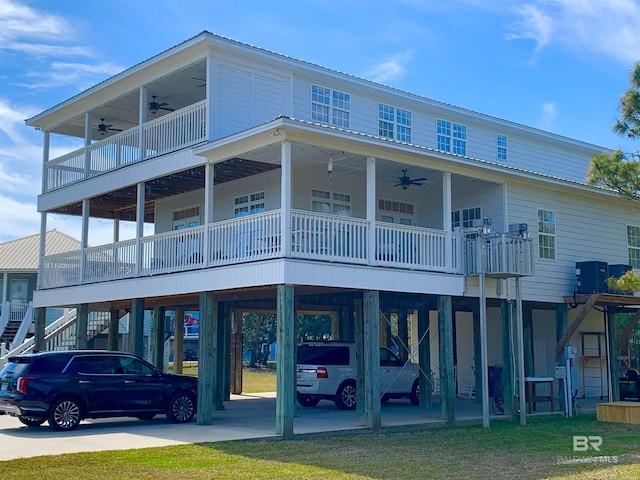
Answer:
1, 0, 640, 245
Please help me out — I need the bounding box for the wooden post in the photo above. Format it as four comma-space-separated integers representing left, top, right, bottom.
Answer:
108, 308, 120, 351
501, 300, 515, 418
438, 295, 455, 424
33, 307, 46, 352
276, 285, 295, 439
523, 303, 534, 377
152, 306, 166, 370
354, 297, 364, 414
75, 303, 88, 350
130, 299, 145, 358
472, 302, 482, 404
398, 308, 409, 362
197, 291, 215, 425
173, 307, 185, 374
214, 300, 226, 410
223, 303, 231, 401
555, 303, 568, 412
230, 309, 243, 394
418, 303, 432, 408
363, 290, 381, 431
607, 307, 620, 402
338, 305, 353, 341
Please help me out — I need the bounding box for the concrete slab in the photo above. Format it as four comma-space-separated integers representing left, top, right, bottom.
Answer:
0, 392, 582, 461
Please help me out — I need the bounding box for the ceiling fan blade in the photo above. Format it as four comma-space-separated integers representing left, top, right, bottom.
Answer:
159, 106, 175, 112
411, 182, 424, 186
412, 177, 427, 182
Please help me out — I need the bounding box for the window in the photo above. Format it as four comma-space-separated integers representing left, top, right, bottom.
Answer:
497, 134, 507, 161
312, 84, 350, 128
437, 119, 466, 155
312, 189, 351, 215
451, 207, 481, 229
628, 225, 640, 269
378, 103, 412, 142
538, 209, 556, 260
173, 206, 200, 230
378, 198, 415, 225
234, 191, 265, 217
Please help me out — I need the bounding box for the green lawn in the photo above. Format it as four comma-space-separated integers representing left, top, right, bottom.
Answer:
173, 363, 276, 393
1, 415, 639, 479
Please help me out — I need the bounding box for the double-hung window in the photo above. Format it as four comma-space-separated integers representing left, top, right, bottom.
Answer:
437, 119, 466, 155
312, 189, 351, 216
628, 225, 640, 269
378, 103, 412, 142
497, 134, 507, 161
312, 85, 350, 128
538, 209, 556, 260
451, 207, 481, 229
234, 191, 265, 217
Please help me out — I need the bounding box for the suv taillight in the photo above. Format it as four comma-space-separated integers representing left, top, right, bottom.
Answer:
17, 376, 36, 394
316, 367, 328, 379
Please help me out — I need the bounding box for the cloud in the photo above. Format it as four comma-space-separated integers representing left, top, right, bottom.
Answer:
506, 0, 640, 64
19, 61, 124, 90
365, 51, 413, 84
5, 42, 92, 58
539, 101, 557, 130
0, 98, 38, 144
0, 193, 40, 242
0, 0, 76, 44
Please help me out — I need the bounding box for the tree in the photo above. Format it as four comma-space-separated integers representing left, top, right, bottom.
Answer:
587, 62, 640, 201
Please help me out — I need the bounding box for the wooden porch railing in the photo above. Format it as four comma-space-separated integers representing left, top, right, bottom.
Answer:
44, 101, 207, 191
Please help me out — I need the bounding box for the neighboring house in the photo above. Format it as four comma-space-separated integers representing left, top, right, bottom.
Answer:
24, 31, 640, 433
0, 231, 78, 347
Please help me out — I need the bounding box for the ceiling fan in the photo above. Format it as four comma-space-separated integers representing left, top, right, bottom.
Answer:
395, 169, 427, 190
96, 118, 122, 136
148, 95, 175, 114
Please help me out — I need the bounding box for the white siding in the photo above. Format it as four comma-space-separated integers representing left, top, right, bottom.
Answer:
507, 179, 635, 303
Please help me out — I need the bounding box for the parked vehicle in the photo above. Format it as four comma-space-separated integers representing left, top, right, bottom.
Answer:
296, 341, 420, 409
0, 350, 197, 431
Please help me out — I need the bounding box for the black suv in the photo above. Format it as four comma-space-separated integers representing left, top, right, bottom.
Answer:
0, 350, 197, 431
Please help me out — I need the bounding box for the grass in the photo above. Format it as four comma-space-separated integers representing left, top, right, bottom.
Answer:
1, 415, 639, 479
173, 362, 277, 393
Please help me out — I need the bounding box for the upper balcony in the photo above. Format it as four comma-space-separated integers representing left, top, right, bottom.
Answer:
44, 101, 207, 192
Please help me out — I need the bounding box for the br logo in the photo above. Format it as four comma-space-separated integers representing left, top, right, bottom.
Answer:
573, 436, 602, 452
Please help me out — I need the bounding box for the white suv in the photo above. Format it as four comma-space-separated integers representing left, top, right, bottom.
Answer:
296, 341, 420, 410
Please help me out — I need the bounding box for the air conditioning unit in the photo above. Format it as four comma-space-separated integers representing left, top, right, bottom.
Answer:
576, 261, 608, 294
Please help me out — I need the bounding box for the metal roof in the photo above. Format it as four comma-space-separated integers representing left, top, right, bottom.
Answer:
0, 230, 81, 271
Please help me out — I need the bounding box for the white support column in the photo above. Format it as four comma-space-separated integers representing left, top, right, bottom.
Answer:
1, 272, 7, 305
281, 141, 292, 256
84, 113, 91, 178
443, 172, 452, 271
37, 213, 47, 290
479, 273, 490, 428
113, 213, 120, 243
41, 131, 50, 192
203, 162, 215, 265
80, 199, 90, 284
205, 55, 216, 141
366, 157, 376, 265
136, 182, 145, 276
515, 276, 527, 425
138, 87, 147, 160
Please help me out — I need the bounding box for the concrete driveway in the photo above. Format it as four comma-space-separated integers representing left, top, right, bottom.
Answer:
0, 392, 475, 461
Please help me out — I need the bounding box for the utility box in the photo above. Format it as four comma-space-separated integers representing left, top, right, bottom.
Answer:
576, 261, 608, 294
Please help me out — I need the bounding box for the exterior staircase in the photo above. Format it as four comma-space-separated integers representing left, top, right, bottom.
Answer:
0, 309, 112, 367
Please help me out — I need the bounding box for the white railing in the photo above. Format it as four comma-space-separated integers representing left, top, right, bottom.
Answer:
44, 101, 207, 192
291, 210, 368, 263
10, 302, 33, 349
141, 227, 206, 274
209, 210, 282, 265
464, 233, 534, 277
375, 223, 449, 271
39, 211, 475, 288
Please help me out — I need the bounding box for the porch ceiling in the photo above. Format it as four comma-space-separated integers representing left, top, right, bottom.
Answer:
49, 158, 280, 221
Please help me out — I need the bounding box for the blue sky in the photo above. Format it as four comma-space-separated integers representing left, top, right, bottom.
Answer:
1, 0, 639, 244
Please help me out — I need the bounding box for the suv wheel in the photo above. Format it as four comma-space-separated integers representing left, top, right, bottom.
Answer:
335, 381, 357, 410
409, 379, 420, 406
297, 393, 320, 407
19, 416, 46, 427
48, 397, 82, 431
167, 392, 196, 423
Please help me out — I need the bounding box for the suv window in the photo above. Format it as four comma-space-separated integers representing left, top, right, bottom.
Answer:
118, 356, 154, 375
1, 359, 32, 377
69, 356, 123, 375
380, 348, 403, 367
298, 345, 350, 365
